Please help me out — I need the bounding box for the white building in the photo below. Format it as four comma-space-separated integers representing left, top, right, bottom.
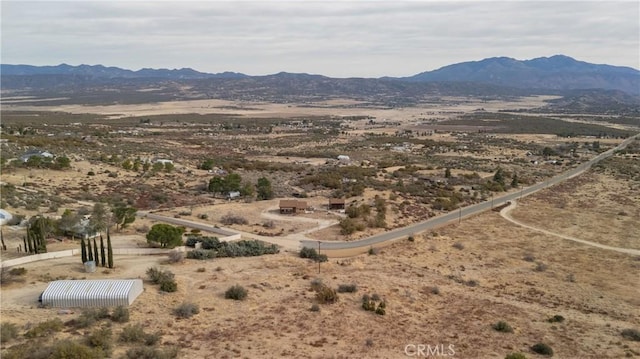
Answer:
40, 279, 144, 307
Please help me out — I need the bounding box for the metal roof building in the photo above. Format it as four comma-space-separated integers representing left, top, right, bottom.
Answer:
40, 279, 143, 308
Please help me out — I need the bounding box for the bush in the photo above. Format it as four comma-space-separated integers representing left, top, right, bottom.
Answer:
621, 328, 640, 341
160, 279, 178, 292
221, 213, 248, 225
299, 247, 328, 262
111, 306, 130, 323
225, 284, 248, 300
530, 343, 553, 356
174, 302, 200, 319
452, 242, 464, 250
123, 346, 179, 359
522, 253, 536, 262
50, 340, 104, 359
8, 267, 27, 276
85, 326, 112, 354
24, 318, 64, 338
186, 249, 215, 260
196, 267, 206, 273
430, 286, 440, 295
337, 284, 358, 293
492, 321, 514, 333
547, 315, 565, 323
315, 284, 338, 304
119, 324, 145, 343
534, 262, 548, 272
167, 250, 184, 263
310, 304, 320, 312
505, 353, 527, 359
1, 322, 19, 342
146, 267, 175, 285
75, 307, 111, 328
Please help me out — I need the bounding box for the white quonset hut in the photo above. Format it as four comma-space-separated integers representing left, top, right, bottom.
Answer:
41, 279, 143, 308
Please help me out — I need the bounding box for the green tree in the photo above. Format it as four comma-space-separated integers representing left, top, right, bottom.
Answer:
90, 203, 110, 233
542, 146, 556, 157
224, 173, 242, 193
107, 229, 114, 269
87, 235, 94, 261
493, 168, 506, 186
444, 168, 452, 178
142, 161, 151, 172
58, 209, 80, 238
511, 173, 519, 188
93, 238, 100, 266
152, 162, 164, 173
200, 159, 215, 170
54, 156, 71, 169
146, 224, 185, 248
100, 235, 106, 267
256, 177, 273, 200
132, 158, 142, 172
112, 205, 137, 231
208, 176, 224, 195
164, 162, 175, 173
80, 237, 87, 263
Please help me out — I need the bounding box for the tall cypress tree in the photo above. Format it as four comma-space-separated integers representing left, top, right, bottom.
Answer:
87, 236, 94, 261
22, 236, 28, 254
107, 229, 114, 269
100, 235, 106, 267
1, 229, 6, 251
80, 237, 87, 263
93, 237, 99, 266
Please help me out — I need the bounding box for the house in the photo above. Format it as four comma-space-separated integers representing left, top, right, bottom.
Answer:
279, 200, 308, 214
328, 198, 346, 210
20, 150, 54, 163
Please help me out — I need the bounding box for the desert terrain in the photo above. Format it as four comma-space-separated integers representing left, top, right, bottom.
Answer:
1, 92, 639, 358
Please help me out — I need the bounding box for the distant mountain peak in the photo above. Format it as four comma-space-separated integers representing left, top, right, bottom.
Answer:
404, 55, 640, 94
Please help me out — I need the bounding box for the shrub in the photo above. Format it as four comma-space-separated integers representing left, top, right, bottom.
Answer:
368, 247, 378, 255
530, 343, 554, 356
50, 340, 104, 359
196, 267, 206, 273
123, 346, 179, 359
111, 306, 130, 323
492, 321, 514, 333
621, 328, 640, 341
160, 279, 178, 292
225, 284, 248, 300
8, 267, 27, 276
167, 250, 184, 264
523, 253, 536, 262
299, 247, 328, 262
310, 278, 324, 292
1, 322, 19, 342
430, 286, 440, 295
534, 262, 548, 272
146, 267, 175, 285
505, 353, 527, 359
24, 318, 64, 338
375, 306, 386, 316
143, 331, 162, 346
547, 315, 565, 323
119, 324, 145, 343
85, 326, 113, 354
174, 302, 200, 319
315, 284, 338, 304
221, 213, 248, 225
186, 249, 215, 260
337, 284, 358, 293
310, 304, 320, 312
452, 242, 464, 250
371, 293, 381, 301
75, 308, 107, 328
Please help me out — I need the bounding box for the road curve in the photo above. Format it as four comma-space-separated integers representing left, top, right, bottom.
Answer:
301, 134, 639, 251
500, 201, 640, 255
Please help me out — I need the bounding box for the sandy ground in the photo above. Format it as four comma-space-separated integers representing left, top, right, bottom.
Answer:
2, 162, 639, 358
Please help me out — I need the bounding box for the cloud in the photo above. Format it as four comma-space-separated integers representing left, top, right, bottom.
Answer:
2, 1, 638, 77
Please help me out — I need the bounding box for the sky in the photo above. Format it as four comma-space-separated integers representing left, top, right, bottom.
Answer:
1, 1, 639, 78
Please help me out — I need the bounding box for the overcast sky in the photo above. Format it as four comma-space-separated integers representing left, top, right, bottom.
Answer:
2, 1, 638, 77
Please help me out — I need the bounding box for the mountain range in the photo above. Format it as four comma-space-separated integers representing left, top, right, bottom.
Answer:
2, 55, 638, 95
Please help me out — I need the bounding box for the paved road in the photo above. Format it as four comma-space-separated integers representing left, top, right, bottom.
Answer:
301, 134, 639, 251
